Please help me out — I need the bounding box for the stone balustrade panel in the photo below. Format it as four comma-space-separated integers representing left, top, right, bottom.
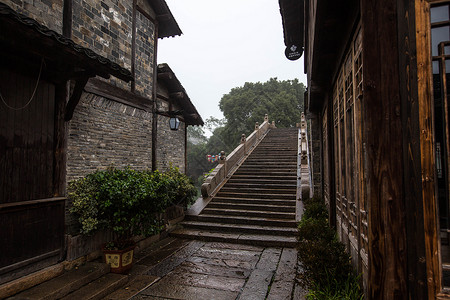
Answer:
201, 119, 270, 198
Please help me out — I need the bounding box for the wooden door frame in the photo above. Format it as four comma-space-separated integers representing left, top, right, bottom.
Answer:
415, 0, 450, 298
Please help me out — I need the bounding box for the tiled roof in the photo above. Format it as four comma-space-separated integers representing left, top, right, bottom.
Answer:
0, 2, 133, 82
157, 63, 204, 126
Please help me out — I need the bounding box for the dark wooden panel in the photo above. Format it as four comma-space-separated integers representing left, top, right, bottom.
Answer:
415, 0, 442, 297
0, 198, 65, 274
361, 0, 408, 298
0, 67, 55, 203
397, 1, 428, 298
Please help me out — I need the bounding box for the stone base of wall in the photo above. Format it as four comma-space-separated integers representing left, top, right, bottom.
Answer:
65, 205, 185, 262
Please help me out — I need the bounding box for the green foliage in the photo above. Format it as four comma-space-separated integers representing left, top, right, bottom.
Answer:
297, 196, 363, 299
186, 78, 305, 193
163, 164, 198, 207
301, 200, 329, 221
307, 272, 363, 300
219, 78, 305, 146
69, 167, 197, 248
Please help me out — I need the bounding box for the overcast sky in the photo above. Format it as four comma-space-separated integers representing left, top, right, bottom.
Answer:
157, 0, 307, 125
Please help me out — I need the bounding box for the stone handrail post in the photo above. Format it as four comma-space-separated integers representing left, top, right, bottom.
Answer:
201, 114, 272, 198
298, 113, 312, 201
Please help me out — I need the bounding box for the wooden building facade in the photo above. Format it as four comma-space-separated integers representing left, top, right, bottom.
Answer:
0, 0, 203, 286
279, 0, 450, 299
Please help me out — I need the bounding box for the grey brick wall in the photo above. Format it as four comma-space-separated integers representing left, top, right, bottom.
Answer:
135, 10, 155, 98
156, 115, 186, 173
4, 0, 64, 33
67, 92, 153, 182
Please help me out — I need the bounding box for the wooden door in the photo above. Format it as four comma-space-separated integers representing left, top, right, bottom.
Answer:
0, 66, 64, 284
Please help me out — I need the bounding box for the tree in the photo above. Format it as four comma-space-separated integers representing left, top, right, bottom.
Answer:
219, 78, 305, 146
186, 78, 305, 194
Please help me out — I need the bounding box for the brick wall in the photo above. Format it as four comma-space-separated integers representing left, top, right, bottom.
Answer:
71, 0, 156, 96
135, 10, 155, 98
67, 92, 153, 182
156, 115, 186, 173
3, 0, 63, 33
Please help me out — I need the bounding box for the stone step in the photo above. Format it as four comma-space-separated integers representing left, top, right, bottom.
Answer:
216, 191, 296, 200
61, 273, 128, 300
212, 196, 296, 206
103, 274, 159, 300
224, 180, 297, 189
185, 214, 297, 227
242, 160, 297, 164
207, 201, 296, 213
229, 174, 297, 181
9, 262, 110, 300
241, 160, 297, 165
238, 165, 297, 171
201, 208, 295, 220
227, 178, 297, 185
232, 170, 297, 176
170, 229, 298, 248
252, 148, 297, 154
248, 153, 298, 157
219, 187, 296, 194
178, 221, 298, 236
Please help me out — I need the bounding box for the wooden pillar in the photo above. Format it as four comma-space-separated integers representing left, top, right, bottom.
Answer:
361, 0, 408, 298
327, 95, 337, 229
151, 22, 159, 172
415, 0, 442, 297
53, 82, 69, 197
396, 0, 427, 298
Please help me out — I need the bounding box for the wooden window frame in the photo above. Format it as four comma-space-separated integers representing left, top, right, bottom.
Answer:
416, 0, 450, 298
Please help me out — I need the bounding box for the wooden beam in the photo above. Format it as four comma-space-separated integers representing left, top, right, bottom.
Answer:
415, 0, 442, 297
62, 0, 72, 38
397, 0, 427, 298
361, 0, 408, 298
131, 0, 137, 92
53, 83, 69, 197
157, 72, 173, 81
64, 76, 89, 121
84, 78, 153, 112
169, 92, 184, 99
152, 22, 159, 172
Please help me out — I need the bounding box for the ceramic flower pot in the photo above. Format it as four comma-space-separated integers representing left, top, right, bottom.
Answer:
102, 243, 136, 274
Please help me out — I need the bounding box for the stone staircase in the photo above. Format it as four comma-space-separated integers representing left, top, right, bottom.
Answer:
171, 128, 299, 247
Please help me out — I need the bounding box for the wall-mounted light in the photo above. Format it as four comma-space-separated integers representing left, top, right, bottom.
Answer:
169, 116, 180, 131
156, 109, 183, 131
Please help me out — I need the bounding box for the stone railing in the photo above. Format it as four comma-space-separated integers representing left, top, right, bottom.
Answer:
201, 114, 274, 198
297, 113, 313, 200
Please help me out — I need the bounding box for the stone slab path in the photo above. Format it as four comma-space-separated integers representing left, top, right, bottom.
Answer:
132, 238, 307, 300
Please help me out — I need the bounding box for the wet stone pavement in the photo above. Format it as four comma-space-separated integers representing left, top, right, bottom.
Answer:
132, 238, 306, 300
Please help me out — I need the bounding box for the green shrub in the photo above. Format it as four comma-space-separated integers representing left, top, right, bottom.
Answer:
298, 238, 353, 288
302, 200, 328, 221
69, 166, 197, 249
297, 217, 335, 242
164, 165, 198, 207
307, 272, 363, 300
297, 196, 363, 299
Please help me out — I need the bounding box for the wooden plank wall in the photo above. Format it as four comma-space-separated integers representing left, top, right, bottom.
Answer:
361, 0, 408, 298
415, 0, 443, 298
0, 67, 55, 203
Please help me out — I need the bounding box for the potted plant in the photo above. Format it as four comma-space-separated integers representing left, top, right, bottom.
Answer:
69, 168, 167, 273
69, 167, 197, 273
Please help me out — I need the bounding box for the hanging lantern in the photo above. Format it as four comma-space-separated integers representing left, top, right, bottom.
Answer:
169, 117, 180, 131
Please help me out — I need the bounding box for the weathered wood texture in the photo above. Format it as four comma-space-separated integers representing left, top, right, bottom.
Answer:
361, 0, 408, 298
53, 82, 69, 197
0, 67, 55, 203
0, 198, 65, 283
397, 0, 428, 299
415, 0, 442, 298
